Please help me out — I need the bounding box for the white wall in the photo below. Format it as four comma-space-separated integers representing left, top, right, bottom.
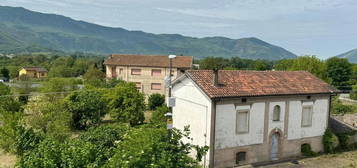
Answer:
172, 77, 212, 164
215, 102, 265, 149
287, 97, 329, 140
268, 101, 286, 135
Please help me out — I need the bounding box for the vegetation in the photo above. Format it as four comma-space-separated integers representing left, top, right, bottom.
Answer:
301, 143, 317, 157
106, 82, 146, 126
64, 89, 107, 130
148, 93, 165, 110
323, 129, 339, 154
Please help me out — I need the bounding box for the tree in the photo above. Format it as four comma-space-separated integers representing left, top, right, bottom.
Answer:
199, 57, 228, 70
0, 109, 23, 153
326, 57, 352, 89
106, 82, 145, 126
148, 93, 165, 110
41, 78, 79, 101
254, 60, 270, 71
83, 67, 106, 87
25, 98, 71, 141
151, 106, 169, 124
105, 126, 208, 168
0, 83, 22, 112
0, 67, 10, 80
64, 89, 107, 130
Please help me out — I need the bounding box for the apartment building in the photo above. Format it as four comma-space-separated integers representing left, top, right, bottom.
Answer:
104, 54, 193, 96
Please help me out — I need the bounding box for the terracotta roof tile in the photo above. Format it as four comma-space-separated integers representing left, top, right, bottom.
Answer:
186, 70, 339, 98
104, 54, 193, 68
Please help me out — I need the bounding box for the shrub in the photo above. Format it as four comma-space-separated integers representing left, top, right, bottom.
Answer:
60, 140, 99, 168
106, 82, 145, 126
17, 138, 64, 168
25, 99, 71, 141
151, 105, 169, 124
79, 124, 130, 166
105, 125, 208, 168
323, 129, 339, 153
332, 101, 353, 115
0, 110, 23, 153
64, 89, 107, 130
148, 93, 165, 110
14, 127, 44, 156
301, 143, 317, 157
350, 85, 357, 100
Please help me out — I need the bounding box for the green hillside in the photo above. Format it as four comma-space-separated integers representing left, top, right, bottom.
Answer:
337, 49, 357, 63
0, 6, 297, 60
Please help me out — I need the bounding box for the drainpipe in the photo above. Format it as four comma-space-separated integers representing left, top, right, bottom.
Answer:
209, 99, 217, 168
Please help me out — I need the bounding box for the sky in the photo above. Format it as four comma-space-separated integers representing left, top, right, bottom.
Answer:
1, 0, 357, 59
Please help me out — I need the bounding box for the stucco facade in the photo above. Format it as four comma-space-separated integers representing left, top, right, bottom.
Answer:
106, 65, 185, 96
104, 54, 193, 97
172, 73, 333, 168
19, 67, 48, 78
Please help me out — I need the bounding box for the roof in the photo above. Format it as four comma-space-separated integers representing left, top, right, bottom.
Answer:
184, 70, 339, 99
22, 67, 48, 72
104, 54, 193, 68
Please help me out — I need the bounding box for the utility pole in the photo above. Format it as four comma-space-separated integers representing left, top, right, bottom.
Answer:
166, 54, 176, 129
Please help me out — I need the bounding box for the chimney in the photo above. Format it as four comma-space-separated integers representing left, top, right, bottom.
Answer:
213, 69, 219, 86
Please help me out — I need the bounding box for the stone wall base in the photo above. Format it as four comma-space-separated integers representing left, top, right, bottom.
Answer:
214, 136, 323, 168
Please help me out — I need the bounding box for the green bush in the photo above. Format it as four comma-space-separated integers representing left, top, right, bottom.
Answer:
79, 124, 129, 166
151, 105, 169, 124
350, 85, 357, 100
14, 127, 44, 156
323, 129, 339, 153
17, 138, 64, 168
106, 82, 145, 126
148, 93, 165, 110
301, 143, 317, 157
25, 99, 71, 141
332, 101, 353, 115
64, 89, 107, 130
105, 125, 208, 168
0, 110, 23, 153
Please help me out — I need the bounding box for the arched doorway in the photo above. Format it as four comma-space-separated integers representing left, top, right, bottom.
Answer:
271, 132, 280, 160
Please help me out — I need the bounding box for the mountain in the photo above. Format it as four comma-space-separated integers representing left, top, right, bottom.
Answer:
337, 49, 357, 63
0, 6, 297, 60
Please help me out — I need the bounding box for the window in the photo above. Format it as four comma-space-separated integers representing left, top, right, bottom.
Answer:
151, 83, 162, 90
236, 110, 249, 133
119, 68, 123, 75
131, 69, 141, 75
111, 67, 117, 77
302, 106, 313, 127
273, 105, 281, 121
135, 82, 141, 90
236, 152, 246, 164
151, 69, 162, 76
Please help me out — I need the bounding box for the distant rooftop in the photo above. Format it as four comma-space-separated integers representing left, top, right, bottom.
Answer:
104, 54, 193, 68
22, 67, 48, 72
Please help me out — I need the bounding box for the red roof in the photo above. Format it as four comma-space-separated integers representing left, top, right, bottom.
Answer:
186, 70, 339, 98
104, 54, 193, 68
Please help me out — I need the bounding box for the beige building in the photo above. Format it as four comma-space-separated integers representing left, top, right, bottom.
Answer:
19, 67, 48, 78
104, 54, 193, 96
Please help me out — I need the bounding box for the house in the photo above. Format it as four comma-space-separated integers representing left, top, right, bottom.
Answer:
19, 67, 48, 78
104, 54, 193, 96
172, 70, 339, 168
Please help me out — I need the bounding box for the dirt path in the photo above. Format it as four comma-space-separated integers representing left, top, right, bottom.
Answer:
0, 150, 16, 168
255, 151, 357, 168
